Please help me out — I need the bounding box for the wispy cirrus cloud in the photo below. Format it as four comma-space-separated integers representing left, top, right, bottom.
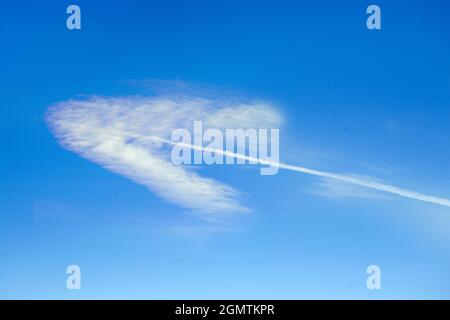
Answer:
46, 93, 282, 215
46, 81, 450, 216
310, 175, 388, 200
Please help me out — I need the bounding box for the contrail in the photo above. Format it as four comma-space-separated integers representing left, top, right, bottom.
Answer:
127, 132, 450, 209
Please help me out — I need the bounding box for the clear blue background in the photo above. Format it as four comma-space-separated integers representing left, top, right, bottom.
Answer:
1, 0, 450, 298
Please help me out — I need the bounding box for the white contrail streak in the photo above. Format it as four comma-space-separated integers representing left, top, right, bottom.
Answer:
127, 132, 450, 209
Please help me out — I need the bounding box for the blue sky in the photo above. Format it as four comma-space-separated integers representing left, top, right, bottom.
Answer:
1, 0, 450, 299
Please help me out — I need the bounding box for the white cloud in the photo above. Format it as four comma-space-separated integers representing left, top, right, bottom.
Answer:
46, 94, 282, 214
46, 83, 450, 214
310, 175, 387, 199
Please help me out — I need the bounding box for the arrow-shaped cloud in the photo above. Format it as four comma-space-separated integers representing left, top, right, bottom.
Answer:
46, 95, 281, 213
47, 91, 450, 214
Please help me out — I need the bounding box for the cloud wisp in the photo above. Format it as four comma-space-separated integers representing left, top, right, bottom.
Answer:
309, 176, 387, 199
46, 95, 282, 214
